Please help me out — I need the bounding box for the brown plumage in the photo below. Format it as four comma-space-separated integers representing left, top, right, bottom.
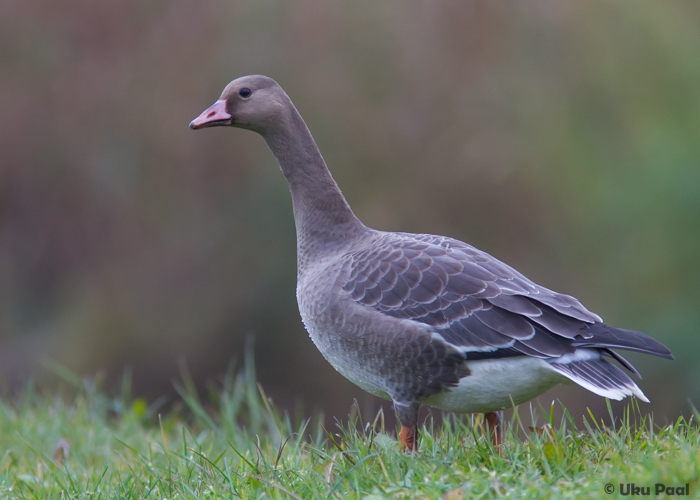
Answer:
190, 75, 673, 452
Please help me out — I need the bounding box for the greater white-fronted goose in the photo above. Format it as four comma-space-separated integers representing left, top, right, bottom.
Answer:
190, 75, 673, 452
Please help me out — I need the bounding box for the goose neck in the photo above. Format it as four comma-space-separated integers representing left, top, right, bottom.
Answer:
262, 110, 366, 271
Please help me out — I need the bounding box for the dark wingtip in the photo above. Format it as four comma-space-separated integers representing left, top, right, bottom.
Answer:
573, 324, 674, 360
604, 349, 642, 377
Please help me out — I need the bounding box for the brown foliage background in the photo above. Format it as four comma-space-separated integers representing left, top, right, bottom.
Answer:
1, 0, 698, 424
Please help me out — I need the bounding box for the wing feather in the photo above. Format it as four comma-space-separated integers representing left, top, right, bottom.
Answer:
341, 232, 672, 363
473, 305, 536, 339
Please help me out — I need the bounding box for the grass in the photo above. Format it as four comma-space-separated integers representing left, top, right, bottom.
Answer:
0, 359, 698, 499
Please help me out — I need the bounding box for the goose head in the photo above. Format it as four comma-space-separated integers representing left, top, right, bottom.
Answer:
189, 75, 291, 134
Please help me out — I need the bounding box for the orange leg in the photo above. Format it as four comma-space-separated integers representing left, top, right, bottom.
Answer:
399, 424, 418, 452
394, 401, 420, 452
484, 411, 503, 456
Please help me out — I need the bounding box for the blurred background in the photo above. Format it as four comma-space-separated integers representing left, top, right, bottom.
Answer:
1, 0, 698, 427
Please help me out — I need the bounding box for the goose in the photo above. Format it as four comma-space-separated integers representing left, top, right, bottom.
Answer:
190, 75, 673, 452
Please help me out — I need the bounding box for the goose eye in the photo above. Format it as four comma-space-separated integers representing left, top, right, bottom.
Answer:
239, 88, 252, 98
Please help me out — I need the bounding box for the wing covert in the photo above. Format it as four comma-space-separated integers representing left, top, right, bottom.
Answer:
341, 232, 600, 359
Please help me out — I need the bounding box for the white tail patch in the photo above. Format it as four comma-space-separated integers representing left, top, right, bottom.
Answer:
547, 349, 649, 403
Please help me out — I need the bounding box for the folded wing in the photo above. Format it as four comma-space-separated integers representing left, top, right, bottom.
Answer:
342, 232, 673, 363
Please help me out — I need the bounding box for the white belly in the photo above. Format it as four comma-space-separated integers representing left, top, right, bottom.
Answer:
423, 357, 568, 414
